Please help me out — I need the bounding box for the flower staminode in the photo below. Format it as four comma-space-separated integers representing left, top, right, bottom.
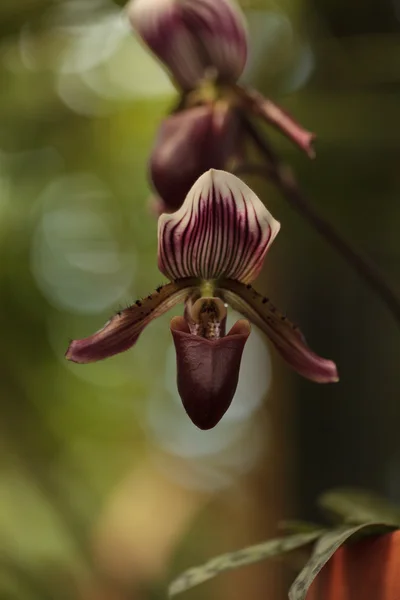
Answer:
66, 170, 338, 429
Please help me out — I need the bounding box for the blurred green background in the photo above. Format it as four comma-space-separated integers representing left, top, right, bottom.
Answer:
0, 0, 399, 598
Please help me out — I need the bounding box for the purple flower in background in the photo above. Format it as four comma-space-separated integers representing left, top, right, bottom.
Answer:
150, 101, 242, 213
127, 0, 248, 90
66, 171, 338, 429
127, 0, 315, 213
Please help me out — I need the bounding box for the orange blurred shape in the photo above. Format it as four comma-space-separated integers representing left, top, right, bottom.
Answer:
307, 530, 400, 600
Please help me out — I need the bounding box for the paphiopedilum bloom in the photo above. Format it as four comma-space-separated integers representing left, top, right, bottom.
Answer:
127, 0, 248, 91
127, 0, 315, 212
66, 170, 338, 429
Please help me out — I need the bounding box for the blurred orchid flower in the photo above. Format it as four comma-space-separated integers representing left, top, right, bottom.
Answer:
127, 0, 248, 90
66, 170, 338, 429
150, 101, 242, 212
127, 0, 314, 197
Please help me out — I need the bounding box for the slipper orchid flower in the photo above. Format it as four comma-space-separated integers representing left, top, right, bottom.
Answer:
127, 0, 315, 165
66, 170, 338, 429
127, 0, 248, 91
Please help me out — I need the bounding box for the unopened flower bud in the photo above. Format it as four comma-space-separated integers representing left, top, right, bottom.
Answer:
150, 102, 240, 211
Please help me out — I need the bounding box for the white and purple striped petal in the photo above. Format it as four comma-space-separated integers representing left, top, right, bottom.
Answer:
127, 0, 248, 90
158, 169, 280, 284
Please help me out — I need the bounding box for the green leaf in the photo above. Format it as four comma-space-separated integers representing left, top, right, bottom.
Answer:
318, 488, 400, 526
168, 530, 326, 596
288, 522, 396, 600
278, 520, 324, 535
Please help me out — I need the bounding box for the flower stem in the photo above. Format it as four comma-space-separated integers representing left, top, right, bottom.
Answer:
239, 114, 400, 325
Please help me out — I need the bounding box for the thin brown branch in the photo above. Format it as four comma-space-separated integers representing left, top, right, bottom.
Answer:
239, 114, 400, 325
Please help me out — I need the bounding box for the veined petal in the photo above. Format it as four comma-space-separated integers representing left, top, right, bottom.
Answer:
150, 103, 241, 212
158, 169, 280, 283
171, 316, 250, 429
181, 0, 248, 82
66, 279, 199, 364
127, 0, 247, 90
127, 0, 205, 90
219, 279, 338, 383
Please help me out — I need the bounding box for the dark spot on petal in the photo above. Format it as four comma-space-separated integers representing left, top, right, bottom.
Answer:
246, 284, 252, 290
156, 286, 162, 293
148, 295, 153, 300
262, 297, 268, 304
136, 300, 142, 307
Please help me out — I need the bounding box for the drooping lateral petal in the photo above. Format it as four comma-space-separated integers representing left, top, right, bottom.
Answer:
150, 103, 241, 212
66, 279, 199, 364
241, 88, 316, 158
171, 316, 251, 429
158, 169, 280, 283
219, 279, 338, 383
